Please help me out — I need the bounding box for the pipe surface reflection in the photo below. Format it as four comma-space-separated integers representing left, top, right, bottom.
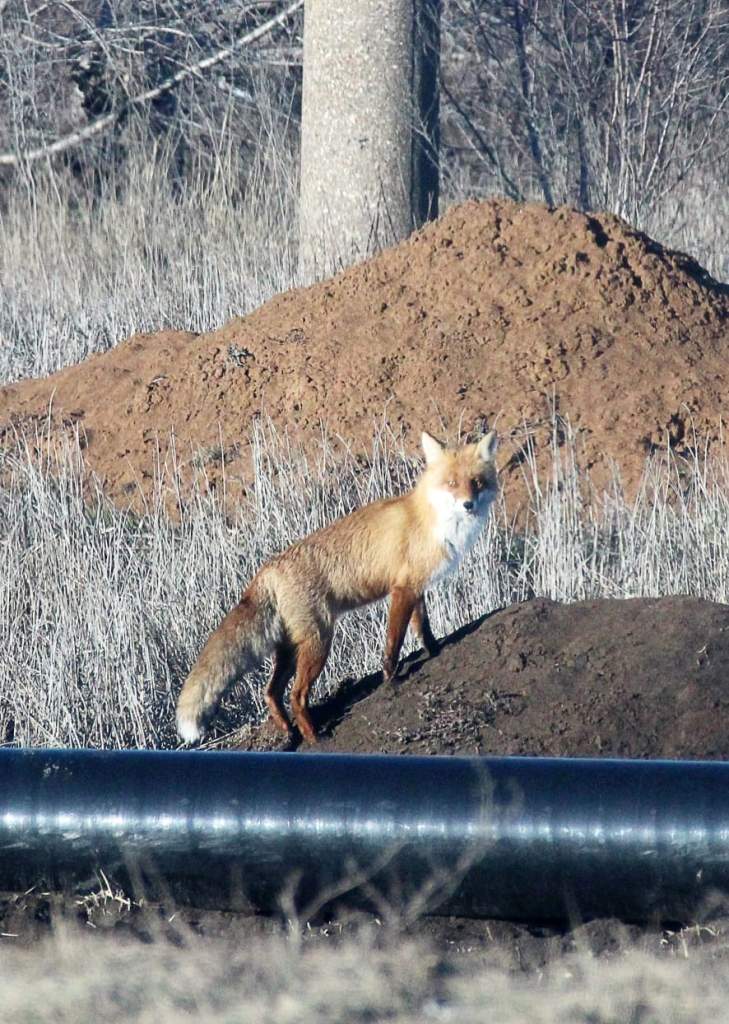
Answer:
0, 748, 727, 921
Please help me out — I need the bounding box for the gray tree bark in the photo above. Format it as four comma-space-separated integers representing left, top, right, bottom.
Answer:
299, 0, 440, 281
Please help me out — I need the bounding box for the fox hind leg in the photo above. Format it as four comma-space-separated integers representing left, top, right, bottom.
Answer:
290, 634, 332, 744
265, 644, 296, 735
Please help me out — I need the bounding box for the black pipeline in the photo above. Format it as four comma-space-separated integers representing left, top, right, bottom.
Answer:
1, 748, 729, 922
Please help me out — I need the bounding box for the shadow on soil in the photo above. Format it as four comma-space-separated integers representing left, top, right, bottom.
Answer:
296, 609, 502, 750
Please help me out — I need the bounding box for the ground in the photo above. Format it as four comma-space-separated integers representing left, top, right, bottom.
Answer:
237, 595, 729, 760
3, 196, 729, 966
5, 595, 729, 965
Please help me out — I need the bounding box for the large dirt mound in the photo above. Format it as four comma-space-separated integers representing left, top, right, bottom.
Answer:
1, 198, 728, 508
237, 596, 729, 759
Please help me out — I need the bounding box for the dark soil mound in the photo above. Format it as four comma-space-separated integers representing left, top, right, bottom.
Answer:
2, 199, 728, 511
238, 596, 729, 759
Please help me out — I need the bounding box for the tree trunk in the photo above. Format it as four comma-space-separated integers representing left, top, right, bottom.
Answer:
299, 0, 440, 281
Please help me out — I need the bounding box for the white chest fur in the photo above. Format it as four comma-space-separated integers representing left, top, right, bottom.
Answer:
427, 489, 493, 584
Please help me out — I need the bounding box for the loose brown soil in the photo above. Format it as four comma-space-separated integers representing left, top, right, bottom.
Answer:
1, 198, 728, 511
4, 887, 729, 972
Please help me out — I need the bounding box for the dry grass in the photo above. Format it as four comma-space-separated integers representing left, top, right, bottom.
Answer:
1, 90, 726, 389
0, 121, 300, 385
1, 923, 729, 1023
2, 419, 729, 749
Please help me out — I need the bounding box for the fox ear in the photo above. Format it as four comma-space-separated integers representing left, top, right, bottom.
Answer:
421, 431, 445, 466
476, 430, 498, 461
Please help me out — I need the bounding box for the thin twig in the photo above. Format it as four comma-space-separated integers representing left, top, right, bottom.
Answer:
0, 0, 303, 167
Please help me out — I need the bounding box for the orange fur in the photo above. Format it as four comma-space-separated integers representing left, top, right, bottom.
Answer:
176, 430, 498, 744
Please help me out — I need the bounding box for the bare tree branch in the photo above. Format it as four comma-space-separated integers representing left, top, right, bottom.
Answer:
0, 0, 303, 167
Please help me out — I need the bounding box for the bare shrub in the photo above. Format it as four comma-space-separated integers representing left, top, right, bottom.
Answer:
0, 0, 725, 393
441, 0, 729, 280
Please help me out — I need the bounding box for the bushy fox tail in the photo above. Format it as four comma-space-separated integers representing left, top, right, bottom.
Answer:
176, 587, 278, 744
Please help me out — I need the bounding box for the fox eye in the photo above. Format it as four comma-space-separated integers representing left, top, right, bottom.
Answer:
447, 478, 457, 488
472, 477, 483, 491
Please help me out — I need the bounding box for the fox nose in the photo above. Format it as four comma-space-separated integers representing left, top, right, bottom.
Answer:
463, 499, 474, 511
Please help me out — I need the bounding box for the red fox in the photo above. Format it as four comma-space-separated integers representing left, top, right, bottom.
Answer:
176, 429, 498, 744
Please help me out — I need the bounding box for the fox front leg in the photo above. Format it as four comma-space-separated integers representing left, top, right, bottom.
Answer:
383, 586, 418, 683
411, 595, 439, 657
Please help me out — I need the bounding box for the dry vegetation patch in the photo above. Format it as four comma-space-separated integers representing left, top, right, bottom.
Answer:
3, 890, 729, 1022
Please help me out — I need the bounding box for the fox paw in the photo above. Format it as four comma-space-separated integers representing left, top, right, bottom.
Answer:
382, 659, 398, 683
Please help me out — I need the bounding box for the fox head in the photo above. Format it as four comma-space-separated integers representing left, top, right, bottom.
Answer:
420, 430, 499, 525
